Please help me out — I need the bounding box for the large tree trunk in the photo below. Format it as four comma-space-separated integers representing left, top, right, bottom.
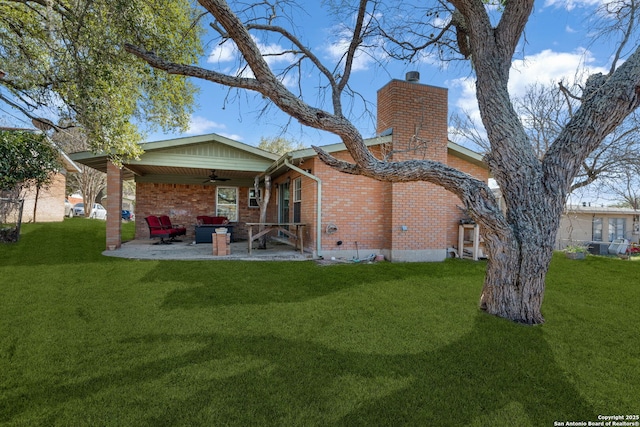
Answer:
480, 236, 551, 325
477, 183, 564, 325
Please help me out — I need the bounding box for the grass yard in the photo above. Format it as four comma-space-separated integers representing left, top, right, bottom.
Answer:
1, 219, 638, 426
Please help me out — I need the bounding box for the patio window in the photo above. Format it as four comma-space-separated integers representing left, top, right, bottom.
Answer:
592, 217, 603, 241
249, 188, 260, 208
216, 187, 238, 221
608, 218, 626, 242
293, 177, 302, 223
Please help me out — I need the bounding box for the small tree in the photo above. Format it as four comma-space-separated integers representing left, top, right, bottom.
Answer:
0, 130, 60, 239
51, 123, 105, 217
0, 130, 60, 194
258, 137, 305, 155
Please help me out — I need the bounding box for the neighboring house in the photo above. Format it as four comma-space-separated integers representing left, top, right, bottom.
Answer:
2, 128, 81, 222
557, 204, 640, 250
71, 76, 489, 260
67, 194, 83, 207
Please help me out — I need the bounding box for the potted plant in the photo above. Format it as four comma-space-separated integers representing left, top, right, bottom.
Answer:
564, 244, 588, 259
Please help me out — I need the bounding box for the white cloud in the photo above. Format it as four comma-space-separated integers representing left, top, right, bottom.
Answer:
543, 0, 604, 11
454, 48, 608, 119
255, 39, 297, 67
508, 48, 606, 98
322, 11, 386, 73
449, 48, 609, 146
207, 35, 296, 67
207, 40, 237, 63
324, 37, 376, 72
185, 116, 244, 141
185, 116, 226, 135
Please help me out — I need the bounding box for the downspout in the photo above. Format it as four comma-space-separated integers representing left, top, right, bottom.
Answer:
284, 159, 322, 258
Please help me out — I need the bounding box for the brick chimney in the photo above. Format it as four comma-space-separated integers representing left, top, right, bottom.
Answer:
376, 73, 448, 162
376, 74, 450, 261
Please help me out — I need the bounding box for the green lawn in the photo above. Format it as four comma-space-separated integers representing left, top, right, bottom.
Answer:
1, 219, 638, 426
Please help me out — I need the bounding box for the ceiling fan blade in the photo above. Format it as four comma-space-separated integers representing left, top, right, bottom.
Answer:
200, 170, 231, 183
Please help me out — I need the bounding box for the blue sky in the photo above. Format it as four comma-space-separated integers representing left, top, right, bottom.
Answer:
148, 0, 616, 151
0, 0, 617, 153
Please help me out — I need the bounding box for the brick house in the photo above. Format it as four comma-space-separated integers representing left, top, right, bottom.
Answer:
71, 77, 489, 260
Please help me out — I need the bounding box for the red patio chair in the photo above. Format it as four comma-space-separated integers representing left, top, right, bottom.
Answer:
159, 215, 186, 240
145, 215, 180, 244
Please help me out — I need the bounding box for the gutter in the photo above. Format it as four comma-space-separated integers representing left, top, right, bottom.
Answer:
284, 158, 322, 258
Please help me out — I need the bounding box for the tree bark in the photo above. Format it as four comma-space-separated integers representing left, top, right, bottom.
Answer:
479, 219, 554, 325
254, 175, 271, 249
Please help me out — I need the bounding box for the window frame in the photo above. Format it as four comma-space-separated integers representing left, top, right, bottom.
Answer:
608, 217, 626, 242
592, 217, 603, 242
293, 177, 302, 223
216, 186, 238, 222
248, 188, 260, 208
293, 177, 302, 203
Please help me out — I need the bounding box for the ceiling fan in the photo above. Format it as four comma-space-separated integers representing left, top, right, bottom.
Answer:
202, 170, 230, 183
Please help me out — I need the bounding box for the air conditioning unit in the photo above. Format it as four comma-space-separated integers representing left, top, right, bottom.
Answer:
588, 242, 609, 255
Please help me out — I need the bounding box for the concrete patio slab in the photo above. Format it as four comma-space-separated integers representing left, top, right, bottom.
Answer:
102, 238, 312, 261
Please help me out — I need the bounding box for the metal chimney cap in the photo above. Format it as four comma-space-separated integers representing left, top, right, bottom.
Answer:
406, 71, 420, 82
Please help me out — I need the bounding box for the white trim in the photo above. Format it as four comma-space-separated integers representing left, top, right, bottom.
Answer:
216, 186, 239, 221
248, 188, 260, 208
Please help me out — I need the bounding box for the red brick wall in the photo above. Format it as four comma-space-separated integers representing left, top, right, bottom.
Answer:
106, 161, 123, 250
443, 153, 490, 247
312, 152, 390, 254
135, 183, 261, 241
377, 79, 451, 253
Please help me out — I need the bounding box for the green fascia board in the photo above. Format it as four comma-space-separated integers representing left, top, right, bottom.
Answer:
285, 136, 485, 167
288, 134, 393, 161
272, 135, 486, 171
446, 141, 487, 169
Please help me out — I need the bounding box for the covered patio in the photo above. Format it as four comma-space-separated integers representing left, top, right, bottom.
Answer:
70, 133, 283, 251
103, 238, 312, 261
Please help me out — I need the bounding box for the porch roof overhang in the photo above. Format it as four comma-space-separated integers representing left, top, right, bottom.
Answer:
60, 150, 82, 173
70, 133, 279, 187
264, 135, 487, 177
265, 135, 394, 176
446, 141, 487, 169
565, 205, 640, 215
